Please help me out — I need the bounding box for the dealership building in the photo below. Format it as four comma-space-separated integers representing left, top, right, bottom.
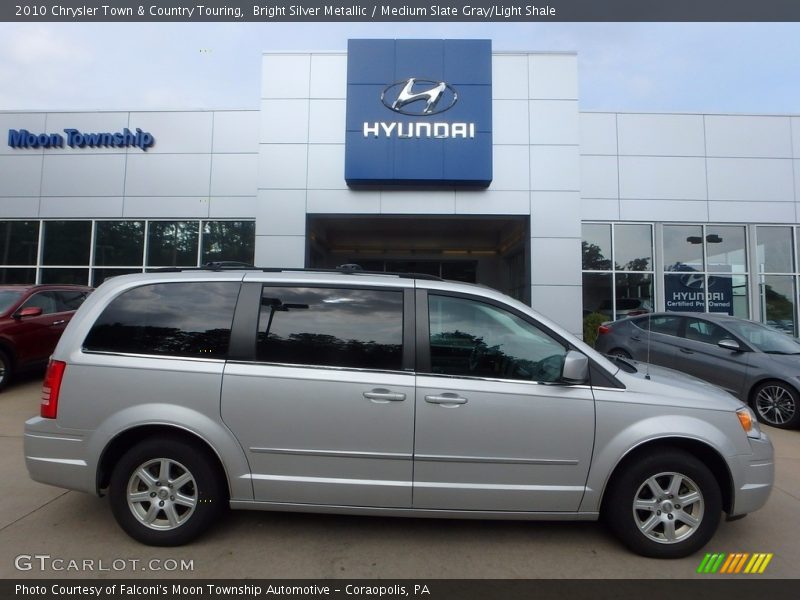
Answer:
2, 39, 799, 338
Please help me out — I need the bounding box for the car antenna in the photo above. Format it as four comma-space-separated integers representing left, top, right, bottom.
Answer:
645, 311, 652, 380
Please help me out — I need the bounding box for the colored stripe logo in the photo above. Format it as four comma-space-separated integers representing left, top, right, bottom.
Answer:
697, 553, 773, 574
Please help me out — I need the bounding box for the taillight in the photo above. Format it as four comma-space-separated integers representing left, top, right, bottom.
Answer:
598, 325, 611, 335
41, 359, 66, 419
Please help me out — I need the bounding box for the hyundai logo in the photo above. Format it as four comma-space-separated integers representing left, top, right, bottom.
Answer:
679, 273, 705, 289
380, 78, 458, 116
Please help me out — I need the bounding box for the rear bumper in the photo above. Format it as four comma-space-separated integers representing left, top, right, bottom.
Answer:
24, 416, 95, 494
728, 431, 774, 516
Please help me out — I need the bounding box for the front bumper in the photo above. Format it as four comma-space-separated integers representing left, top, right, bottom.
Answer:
728, 431, 774, 516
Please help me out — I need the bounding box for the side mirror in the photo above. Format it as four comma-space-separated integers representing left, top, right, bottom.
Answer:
562, 350, 589, 385
14, 306, 43, 319
718, 339, 741, 352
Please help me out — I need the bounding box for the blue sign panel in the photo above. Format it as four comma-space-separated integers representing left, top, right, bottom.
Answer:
345, 39, 492, 187
664, 273, 734, 314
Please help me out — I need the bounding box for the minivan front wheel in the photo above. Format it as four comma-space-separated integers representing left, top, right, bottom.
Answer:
605, 450, 721, 558
109, 438, 225, 546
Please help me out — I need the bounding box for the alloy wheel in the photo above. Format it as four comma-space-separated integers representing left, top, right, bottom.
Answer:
126, 458, 198, 530
632, 472, 705, 544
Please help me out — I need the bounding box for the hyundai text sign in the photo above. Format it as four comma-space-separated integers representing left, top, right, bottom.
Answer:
345, 39, 492, 187
8, 128, 155, 151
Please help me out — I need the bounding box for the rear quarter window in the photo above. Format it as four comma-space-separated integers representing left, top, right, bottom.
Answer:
83, 282, 239, 359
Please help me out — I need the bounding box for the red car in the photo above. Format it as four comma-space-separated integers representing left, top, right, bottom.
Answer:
0, 284, 92, 390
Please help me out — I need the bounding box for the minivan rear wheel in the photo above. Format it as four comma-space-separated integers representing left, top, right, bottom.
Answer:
604, 449, 721, 558
109, 438, 225, 546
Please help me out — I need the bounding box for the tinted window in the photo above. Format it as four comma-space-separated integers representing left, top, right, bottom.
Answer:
57, 290, 89, 311
429, 295, 567, 383
256, 287, 403, 371
84, 282, 239, 358
202, 221, 255, 265
146, 221, 199, 267
95, 221, 144, 266
685, 318, 730, 345
0, 290, 23, 313
0, 221, 39, 265
633, 315, 683, 337
22, 291, 61, 315
42, 221, 91, 265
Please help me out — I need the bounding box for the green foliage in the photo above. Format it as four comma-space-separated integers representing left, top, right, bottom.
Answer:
583, 312, 608, 348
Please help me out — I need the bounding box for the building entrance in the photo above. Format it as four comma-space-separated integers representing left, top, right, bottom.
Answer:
306, 215, 530, 302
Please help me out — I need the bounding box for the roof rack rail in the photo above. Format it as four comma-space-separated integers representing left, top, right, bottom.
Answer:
145, 263, 444, 281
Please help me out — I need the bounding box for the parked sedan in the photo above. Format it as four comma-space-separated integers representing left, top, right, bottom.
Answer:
595, 312, 800, 429
0, 284, 91, 390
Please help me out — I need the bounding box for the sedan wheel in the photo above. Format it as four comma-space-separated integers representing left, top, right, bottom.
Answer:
753, 382, 800, 429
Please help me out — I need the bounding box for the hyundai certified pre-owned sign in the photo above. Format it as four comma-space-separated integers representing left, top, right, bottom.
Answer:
345, 39, 492, 187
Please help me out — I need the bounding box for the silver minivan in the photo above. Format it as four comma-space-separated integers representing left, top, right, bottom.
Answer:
24, 268, 773, 558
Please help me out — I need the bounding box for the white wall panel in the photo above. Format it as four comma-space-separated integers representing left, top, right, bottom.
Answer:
531, 191, 581, 238
254, 235, 305, 267
792, 118, 800, 157
619, 199, 708, 221
307, 145, 346, 190
0, 197, 40, 217
0, 155, 43, 196
580, 156, 618, 199
0, 113, 47, 155
260, 99, 309, 144
212, 111, 259, 153
617, 114, 705, 157
256, 190, 306, 236
40, 196, 123, 218
208, 196, 258, 218
529, 54, 578, 100
125, 154, 211, 197
708, 201, 795, 223
531, 238, 582, 286
530, 146, 580, 191
455, 190, 529, 215
122, 196, 209, 218
309, 54, 347, 99
42, 154, 125, 197
492, 100, 529, 145
580, 113, 617, 156
210, 154, 258, 196
619, 156, 706, 200
258, 145, 307, 189
706, 158, 794, 202
580, 198, 620, 221
128, 111, 213, 154
492, 145, 530, 191
530, 284, 582, 335
307, 189, 380, 214
380, 190, 455, 214
308, 100, 346, 144
262, 55, 310, 99
492, 54, 528, 99
705, 115, 792, 158
795, 160, 800, 202
529, 100, 579, 145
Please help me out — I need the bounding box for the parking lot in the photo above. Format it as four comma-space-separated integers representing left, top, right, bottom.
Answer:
1, 376, 798, 580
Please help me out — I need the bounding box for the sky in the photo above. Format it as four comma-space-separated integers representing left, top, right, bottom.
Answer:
0, 22, 798, 114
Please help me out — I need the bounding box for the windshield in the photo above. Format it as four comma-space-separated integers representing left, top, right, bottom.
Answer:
0, 290, 23, 314
724, 320, 800, 354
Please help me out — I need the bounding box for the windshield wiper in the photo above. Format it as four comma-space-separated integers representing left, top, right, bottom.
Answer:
606, 354, 638, 373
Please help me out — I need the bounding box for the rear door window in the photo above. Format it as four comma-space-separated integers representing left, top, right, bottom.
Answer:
633, 315, 684, 337
256, 287, 404, 371
83, 282, 239, 358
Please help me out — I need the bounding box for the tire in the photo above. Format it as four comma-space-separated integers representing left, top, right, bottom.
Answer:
109, 437, 226, 546
751, 380, 800, 429
604, 449, 721, 558
608, 348, 632, 359
0, 349, 11, 392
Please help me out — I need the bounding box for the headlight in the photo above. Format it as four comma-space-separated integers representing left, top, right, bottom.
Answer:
736, 407, 761, 439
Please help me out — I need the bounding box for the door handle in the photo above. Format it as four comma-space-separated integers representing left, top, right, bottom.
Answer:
363, 389, 406, 402
679, 348, 694, 354
630, 336, 641, 342
51, 320, 66, 326
424, 394, 468, 406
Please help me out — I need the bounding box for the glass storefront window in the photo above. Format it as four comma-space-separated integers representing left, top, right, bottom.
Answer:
663, 225, 703, 272
615, 273, 653, 318
0, 268, 36, 284
707, 226, 747, 274
581, 224, 612, 270
147, 221, 199, 267
92, 268, 142, 287
42, 221, 91, 265
582, 273, 613, 317
759, 275, 796, 335
40, 268, 90, 285
757, 226, 794, 274
202, 221, 255, 265
614, 224, 652, 271
95, 221, 144, 266
0, 221, 39, 265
